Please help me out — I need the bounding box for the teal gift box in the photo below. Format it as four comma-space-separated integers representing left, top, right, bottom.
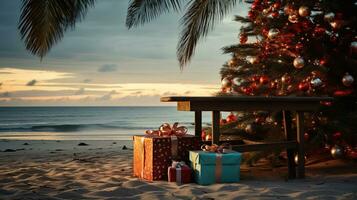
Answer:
189, 150, 242, 185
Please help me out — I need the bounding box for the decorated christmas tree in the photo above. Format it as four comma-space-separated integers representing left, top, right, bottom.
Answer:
214, 0, 357, 163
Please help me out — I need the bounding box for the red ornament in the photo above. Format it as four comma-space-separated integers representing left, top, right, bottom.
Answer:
243, 87, 253, 95
240, 33, 248, 44
313, 26, 325, 37
259, 75, 269, 84
270, 81, 278, 89
248, 11, 255, 19
226, 113, 238, 123
271, 11, 279, 18
333, 90, 353, 97
272, 1, 281, 9
304, 132, 310, 141
201, 130, 206, 141
251, 75, 261, 82
319, 58, 327, 66
262, 28, 269, 37
298, 82, 309, 91
220, 119, 227, 125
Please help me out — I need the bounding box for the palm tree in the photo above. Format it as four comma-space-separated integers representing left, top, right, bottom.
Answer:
19, 0, 241, 67
18, 0, 95, 58
126, 0, 239, 68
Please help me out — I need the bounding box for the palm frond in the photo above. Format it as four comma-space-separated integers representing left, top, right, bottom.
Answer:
18, 0, 95, 58
126, 0, 183, 28
177, 0, 237, 68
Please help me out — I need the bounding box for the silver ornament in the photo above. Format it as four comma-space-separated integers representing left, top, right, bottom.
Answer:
331, 145, 344, 159
268, 28, 280, 39
232, 77, 243, 87
293, 57, 305, 69
246, 56, 259, 64
298, 6, 310, 17
324, 12, 335, 22
342, 73, 354, 87
221, 77, 231, 89
310, 78, 323, 88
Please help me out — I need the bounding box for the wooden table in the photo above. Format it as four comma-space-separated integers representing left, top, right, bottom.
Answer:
161, 96, 334, 179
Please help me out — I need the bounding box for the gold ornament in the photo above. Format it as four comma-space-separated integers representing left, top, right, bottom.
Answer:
331, 145, 344, 159
221, 77, 231, 89
330, 20, 343, 29
288, 14, 299, 23
268, 28, 280, 39
294, 154, 307, 165
246, 56, 259, 64
342, 73, 354, 87
298, 6, 310, 17
228, 58, 237, 67
293, 57, 305, 69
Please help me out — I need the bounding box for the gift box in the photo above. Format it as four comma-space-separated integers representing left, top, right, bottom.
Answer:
133, 135, 201, 181
189, 150, 242, 185
168, 161, 192, 184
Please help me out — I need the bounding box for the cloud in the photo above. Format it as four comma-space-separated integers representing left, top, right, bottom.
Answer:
83, 79, 92, 83
98, 64, 118, 72
74, 88, 85, 95
26, 79, 37, 86
0, 91, 10, 97
97, 90, 117, 101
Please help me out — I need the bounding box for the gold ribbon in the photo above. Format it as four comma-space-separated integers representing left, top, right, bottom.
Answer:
171, 136, 178, 158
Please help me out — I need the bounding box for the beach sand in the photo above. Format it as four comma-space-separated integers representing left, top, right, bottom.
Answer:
0, 139, 356, 200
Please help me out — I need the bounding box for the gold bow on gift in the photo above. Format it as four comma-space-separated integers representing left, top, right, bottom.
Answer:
146, 122, 188, 137
201, 143, 231, 153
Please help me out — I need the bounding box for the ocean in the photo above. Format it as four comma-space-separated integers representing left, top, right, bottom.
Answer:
0, 107, 217, 140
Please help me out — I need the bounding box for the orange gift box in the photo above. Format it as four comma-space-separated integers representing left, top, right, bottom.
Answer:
133, 135, 201, 181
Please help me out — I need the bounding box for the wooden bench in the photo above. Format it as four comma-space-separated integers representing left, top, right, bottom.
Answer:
160, 96, 334, 179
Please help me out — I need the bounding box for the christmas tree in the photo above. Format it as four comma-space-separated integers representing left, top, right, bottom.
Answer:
215, 0, 357, 163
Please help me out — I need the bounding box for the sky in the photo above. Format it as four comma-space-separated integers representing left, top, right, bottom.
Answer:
0, 0, 249, 106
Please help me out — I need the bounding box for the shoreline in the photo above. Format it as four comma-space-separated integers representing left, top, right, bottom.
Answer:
1, 139, 357, 199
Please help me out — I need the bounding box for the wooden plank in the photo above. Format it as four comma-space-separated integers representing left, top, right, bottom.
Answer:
296, 112, 305, 178
212, 111, 220, 145
187, 101, 321, 111
232, 141, 297, 152
161, 96, 334, 103
194, 111, 202, 138
283, 110, 296, 179
177, 101, 190, 111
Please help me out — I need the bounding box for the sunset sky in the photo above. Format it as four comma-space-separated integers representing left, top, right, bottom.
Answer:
0, 0, 248, 106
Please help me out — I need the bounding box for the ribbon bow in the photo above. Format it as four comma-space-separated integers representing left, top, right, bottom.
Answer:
201, 143, 231, 153
172, 161, 186, 168
146, 122, 188, 137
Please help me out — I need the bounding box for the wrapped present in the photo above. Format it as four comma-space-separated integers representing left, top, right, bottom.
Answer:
189, 150, 242, 185
133, 123, 201, 181
168, 161, 192, 185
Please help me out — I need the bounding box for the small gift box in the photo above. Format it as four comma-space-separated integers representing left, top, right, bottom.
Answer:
168, 161, 192, 185
189, 149, 242, 185
133, 123, 201, 181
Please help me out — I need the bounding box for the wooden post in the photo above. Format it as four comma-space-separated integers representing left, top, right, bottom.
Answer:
212, 111, 220, 145
283, 110, 296, 179
296, 112, 305, 178
194, 111, 202, 138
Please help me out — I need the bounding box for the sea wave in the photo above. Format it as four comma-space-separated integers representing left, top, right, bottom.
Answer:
0, 122, 209, 132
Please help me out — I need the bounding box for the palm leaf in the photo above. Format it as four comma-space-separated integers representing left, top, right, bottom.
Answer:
177, 0, 237, 68
126, 0, 183, 28
18, 0, 95, 58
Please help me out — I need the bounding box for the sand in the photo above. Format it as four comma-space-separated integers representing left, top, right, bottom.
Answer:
0, 139, 356, 200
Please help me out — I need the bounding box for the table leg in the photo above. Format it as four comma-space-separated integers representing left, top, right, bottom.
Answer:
283, 110, 296, 179
296, 112, 305, 178
194, 111, 202, 138
212, 111, 220, 145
